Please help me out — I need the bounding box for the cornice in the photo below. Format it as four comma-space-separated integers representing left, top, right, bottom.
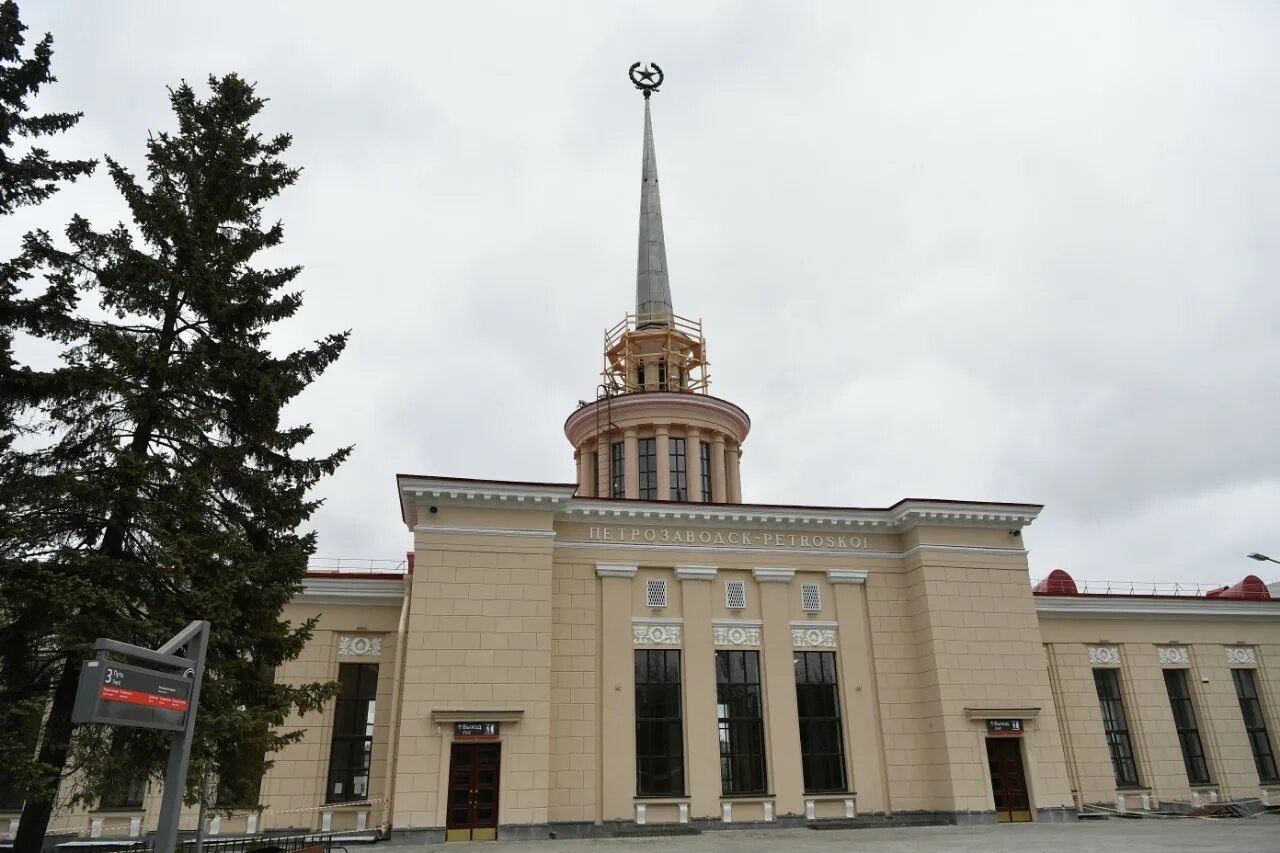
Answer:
413, 525, 557, 538
674, 565, 718, 581
296, 576, 405, 605
560, 498, 1040, 532
1035, 596, 1280, 620
398, 476, 576, 526
754, 568, 795, 583
828, 569, 868, 584
564, 392, 751, 447
596, 562, 638, 578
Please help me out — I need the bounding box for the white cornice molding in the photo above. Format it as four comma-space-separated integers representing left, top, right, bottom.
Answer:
399, 478, 576, 515
564, 392, 752, 447
712, 618, 764, 628
674, 565, 718, 581
560, 499, 1040, 532
596, 562, 638, 578
790, 620, 839, 629
413, 525, 557, 538
297, 577, 405, 605
754, 568, 795, 583
632, 617, 684, 626
1036, 596, 1280, 620
828, 569, 868, 584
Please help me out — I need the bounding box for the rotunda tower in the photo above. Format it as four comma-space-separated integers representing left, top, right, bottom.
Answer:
564, 65, 750, 503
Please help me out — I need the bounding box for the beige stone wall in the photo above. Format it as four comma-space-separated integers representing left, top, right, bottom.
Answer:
1041, 615, 1280, 806
548, 559, 598, 823
394, 516, 556, 832
867, 540, 1074, 815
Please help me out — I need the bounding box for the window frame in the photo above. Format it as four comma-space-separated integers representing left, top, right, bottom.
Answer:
638, 438, 657, 500
326, 662, 379, 804
610, 441, 625, 499
669, 437, 687, 501
716, 650, 768, 795
635, 649, 685, 797
1232, 668, 1279, 783
794, 650, 848, 793
1162, 668, 1210, 785
1093, 668, 1141, 788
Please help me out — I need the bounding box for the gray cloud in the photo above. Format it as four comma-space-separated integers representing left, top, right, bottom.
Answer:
8, 1, 1280, 587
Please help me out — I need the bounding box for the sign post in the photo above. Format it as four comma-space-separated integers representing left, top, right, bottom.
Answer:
71, 621, 210, 853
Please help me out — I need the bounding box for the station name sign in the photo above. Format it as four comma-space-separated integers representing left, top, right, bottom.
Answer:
455, 721, 499, 739
71, 659, 192, 732
588, 526, 871, 550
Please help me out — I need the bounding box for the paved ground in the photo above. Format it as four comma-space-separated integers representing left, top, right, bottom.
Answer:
381, 817, 1280, 852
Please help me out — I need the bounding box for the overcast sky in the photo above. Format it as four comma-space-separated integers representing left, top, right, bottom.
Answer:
10, 2, 1280, 588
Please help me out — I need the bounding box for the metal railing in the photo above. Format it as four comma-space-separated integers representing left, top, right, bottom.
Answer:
51, 832, 349, 853
1031, 578, 1229, 597
306, 558, 407, 575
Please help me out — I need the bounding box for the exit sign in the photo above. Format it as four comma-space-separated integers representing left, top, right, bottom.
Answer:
987, 719, 1023, 733
455, 721, 499, 739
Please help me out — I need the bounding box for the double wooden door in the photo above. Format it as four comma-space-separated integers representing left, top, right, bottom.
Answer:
986, 737, 1031, 823
446, 742, 501, 841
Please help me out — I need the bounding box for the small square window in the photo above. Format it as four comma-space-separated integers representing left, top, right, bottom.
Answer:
646, 579, 668, 609
725, 580, 746, 610
801, 583, 821, 613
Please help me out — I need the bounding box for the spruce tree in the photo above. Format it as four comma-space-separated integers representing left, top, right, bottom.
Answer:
7, 74, 348, 851
0, 0, 94, 818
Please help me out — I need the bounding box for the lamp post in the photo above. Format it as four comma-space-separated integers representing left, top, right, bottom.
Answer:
1247, 552, 1280, 565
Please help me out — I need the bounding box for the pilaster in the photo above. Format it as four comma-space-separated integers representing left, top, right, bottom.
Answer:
755, 567, 804, 815
597, 563, 638, 820
676, 565, 719, 817
829, 570, 887, 814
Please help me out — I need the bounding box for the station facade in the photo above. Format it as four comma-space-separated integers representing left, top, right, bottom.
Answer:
11, 73, 1280, 844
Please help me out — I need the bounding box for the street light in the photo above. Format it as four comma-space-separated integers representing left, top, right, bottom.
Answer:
1246, 552, 1280, 565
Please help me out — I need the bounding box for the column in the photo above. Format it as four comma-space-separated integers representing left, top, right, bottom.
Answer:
596, 435, 610, 498
710, 434, 727, 504
754, 568, 805, 816
656, 424, 671, 501
829, 570, 888, 815
624, 428, 640, 499
685, 428, 703, 503
676, 565, 719, 818
726, 443, 742, 503
598, 563, 638, 821
576, 449, 593, 496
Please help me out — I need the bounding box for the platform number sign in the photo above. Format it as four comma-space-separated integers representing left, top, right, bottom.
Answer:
72, 659, 192, 732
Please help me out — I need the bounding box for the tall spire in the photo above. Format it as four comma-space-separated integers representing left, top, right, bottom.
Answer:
632, 62, 672, 327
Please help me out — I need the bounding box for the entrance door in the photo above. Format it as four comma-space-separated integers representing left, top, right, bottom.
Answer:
446, 742, 501, 841
986, 738, 1031, 823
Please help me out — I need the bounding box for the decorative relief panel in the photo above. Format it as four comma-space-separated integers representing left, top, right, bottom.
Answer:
338, 635, 382, 656
1088, 645, 1121, 665
791, 628, 837, 648
1156, 646, 1190, 666
1226, 646, 1257, 666
633, 624, 682, 645
713, 625, 761, 647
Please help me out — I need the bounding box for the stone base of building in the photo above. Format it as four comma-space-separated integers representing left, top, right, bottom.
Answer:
388, 808, 1081, 843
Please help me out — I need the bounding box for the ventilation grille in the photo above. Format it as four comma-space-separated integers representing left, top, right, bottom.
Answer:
725, 580, 746, 610
646, 579, 668, 609
801, 583, 822, 613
